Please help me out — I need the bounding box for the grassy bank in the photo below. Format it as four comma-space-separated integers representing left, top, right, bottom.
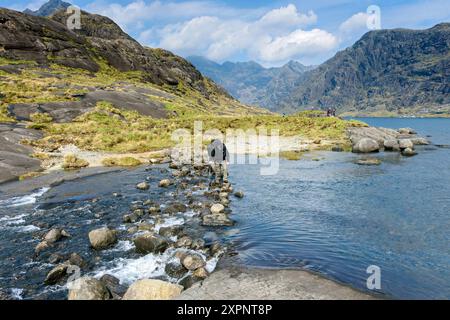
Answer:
25, 102, 366, 153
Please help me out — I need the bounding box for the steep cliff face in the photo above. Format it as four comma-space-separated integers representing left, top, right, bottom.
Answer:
280, 23, 450, 114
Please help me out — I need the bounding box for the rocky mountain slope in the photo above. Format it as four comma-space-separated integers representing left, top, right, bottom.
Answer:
191, 24, 450, 116
0, 7, 266, 183
23, 0, 71, 17
274, 24, 450, 115
188, 56, 314, 111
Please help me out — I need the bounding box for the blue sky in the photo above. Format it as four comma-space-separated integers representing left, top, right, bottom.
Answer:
2, 0, 449, 66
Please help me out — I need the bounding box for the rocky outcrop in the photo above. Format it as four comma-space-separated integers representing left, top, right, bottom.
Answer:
348, 126, 429, 154
0, 7, 224, 98
88, 227, 117, 250
181, 254, 206, 271
122, 279, 183, 300
273, 23, 450, 114
67, 277, 110, 300
133, 233, 169, 254
0, 124, 43, 184
352, 138, 380, 153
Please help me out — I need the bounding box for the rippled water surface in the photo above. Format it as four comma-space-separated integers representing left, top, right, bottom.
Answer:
228, 118, 450, 299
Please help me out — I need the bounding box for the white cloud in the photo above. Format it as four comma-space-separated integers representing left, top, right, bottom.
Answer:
339, 12, 369, 35
150, 4, 336, 64
86, 0, 264, 32
259, 29, 338, 62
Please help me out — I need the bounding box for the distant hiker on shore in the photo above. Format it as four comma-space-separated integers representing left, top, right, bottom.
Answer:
207, 139, 230, 184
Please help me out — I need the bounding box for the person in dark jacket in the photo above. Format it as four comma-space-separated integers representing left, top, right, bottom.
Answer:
207, 139, 229, 184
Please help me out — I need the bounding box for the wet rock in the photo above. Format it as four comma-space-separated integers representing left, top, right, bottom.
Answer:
48, 253, 64, 264
176, 236, 193, 248
149, 158, 160, 164
191, 238, 205, 250
163, 202, 187, 214
138, 222, 155, 232
169, 162, 179, 169
127, 226, 138, 234
122, 214, 135, 223
148, 206, 161, 215
209, 242, 222, 255
45, 264, 69, 285
88, 227, 117, 250
402, 148, 418, 157
133, 209, 146, 217
352, 138, 380, 153
210, 203, 225, 214
181, 254, 206, 271
159, 179, 172, 188
220, 198, 230, 207
0, 290, 11, 300
159, 226, 183, 238
355, 158, 382, 166
193, 267, 209, 279
165, 262, 188, 278
69, 253, 86, 268
136, 182, 150, 190
35, 241, 50, 254
384, 139, 400, 151
219, 192, 229, 199
68, 277, 110, 300
179, 275, 202, 290
122, 279, 183, 300
410, 137, 429, 145
234, 191, 244, 198
398, 128, 417, 135
44, 228, 69, 244
202, 214, 235, 227
99, 274, 127, 300
134, 233, 169, 254
399, 139, 414, 150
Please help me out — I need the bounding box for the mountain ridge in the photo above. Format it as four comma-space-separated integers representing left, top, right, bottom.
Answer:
187, 56, 315, 111
280, 23, 450, 115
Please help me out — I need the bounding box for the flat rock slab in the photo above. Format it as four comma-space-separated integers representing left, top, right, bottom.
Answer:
176, 267, 376, 300
0, 123, 42, 184
7, 89, 168, 123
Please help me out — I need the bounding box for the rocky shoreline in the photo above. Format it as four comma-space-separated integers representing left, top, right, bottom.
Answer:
0, 124, 435, 300
0, 158, 246, 300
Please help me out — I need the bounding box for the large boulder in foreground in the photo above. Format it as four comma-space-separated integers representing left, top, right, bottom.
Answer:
352, 138, 380, 153
67, 277, 110, 300
122, 279, 183, 300
134, 233, 169, 254
88, 227, 117, 250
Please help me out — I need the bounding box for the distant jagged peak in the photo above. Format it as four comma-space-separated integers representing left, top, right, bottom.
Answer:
23, 0, 71, 17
